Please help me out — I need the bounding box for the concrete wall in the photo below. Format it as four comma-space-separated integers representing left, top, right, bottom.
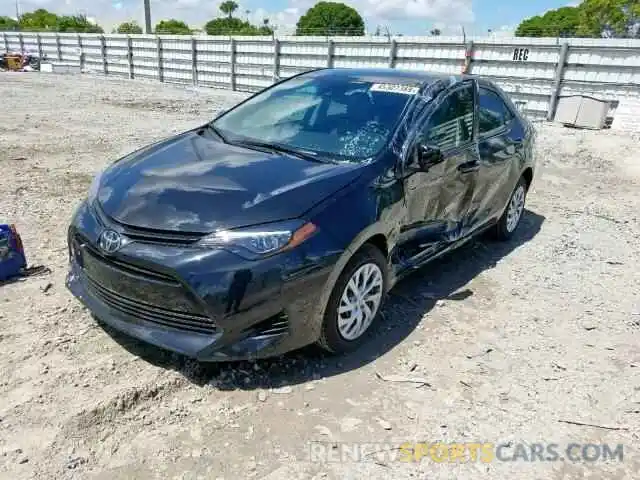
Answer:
2, 32, 640, 127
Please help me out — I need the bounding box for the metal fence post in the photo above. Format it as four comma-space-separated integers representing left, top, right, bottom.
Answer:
157, 36, 163, 82
127, 35, 134, 79
272, 38, 280, 82
327, 39, 335, 68
56, 33, 62, 61
191, 37, 198, 86
388, 39, 397, 68
77, 34, 84, 71
462, 40, 474, 74
100, 35, 108, 75
547, 42, 570, 122
36, 34, 43, 60
230, 38, 237, 91
18, 33, 24, 55
2, 32, 8, 53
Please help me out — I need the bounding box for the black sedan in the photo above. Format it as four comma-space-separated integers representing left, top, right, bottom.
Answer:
66, 68, 536, 361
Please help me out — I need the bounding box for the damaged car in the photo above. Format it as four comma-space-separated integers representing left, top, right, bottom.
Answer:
66, 68, 536, 361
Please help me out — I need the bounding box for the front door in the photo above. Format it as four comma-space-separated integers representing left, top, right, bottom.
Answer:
398, 81, 478, 263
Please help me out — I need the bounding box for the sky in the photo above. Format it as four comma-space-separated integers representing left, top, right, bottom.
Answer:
2, 0, 581, 36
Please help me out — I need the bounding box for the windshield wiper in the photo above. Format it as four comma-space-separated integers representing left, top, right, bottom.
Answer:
234, 140, 328, 163
203, 123, 227, 143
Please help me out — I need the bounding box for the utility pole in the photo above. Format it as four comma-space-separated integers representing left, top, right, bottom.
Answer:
15, 0, 20, 21
143, 0, 152, 34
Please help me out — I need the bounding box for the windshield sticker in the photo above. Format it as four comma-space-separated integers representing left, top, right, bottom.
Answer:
370, 83, 420, 95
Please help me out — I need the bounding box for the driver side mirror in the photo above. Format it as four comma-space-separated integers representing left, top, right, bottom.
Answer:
411, 143, 444, 171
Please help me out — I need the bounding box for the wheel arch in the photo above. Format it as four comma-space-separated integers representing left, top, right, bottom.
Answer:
308, 225, 391, 342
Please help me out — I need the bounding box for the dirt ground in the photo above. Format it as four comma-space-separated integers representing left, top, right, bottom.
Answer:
0, 73, 639, 480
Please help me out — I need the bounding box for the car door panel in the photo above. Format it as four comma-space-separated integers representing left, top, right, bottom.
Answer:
437, 145, 480, 242
473, 87, 525, 228
396, 82, 477, 263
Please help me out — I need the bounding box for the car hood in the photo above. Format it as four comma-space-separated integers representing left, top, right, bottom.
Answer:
96, 128, 363, 233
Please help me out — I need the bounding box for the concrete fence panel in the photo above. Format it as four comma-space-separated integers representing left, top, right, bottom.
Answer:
2, 31, 639, 128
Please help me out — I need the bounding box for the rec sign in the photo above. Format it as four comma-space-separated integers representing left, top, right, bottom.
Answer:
512, 48, 530, 61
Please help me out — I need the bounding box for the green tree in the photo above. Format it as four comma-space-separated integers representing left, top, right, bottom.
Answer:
219, 1, 239, 18
18, 8, 59, 31
0, 16, 19, 31
204, 17, 272, 35
296, 1, 365, 36
115, 21, 143, 34
57, 15, 103, 33
155, 19, 191, 34
515, 0, 640, 37
577, 0, 640, 37
515, 7, 580, 37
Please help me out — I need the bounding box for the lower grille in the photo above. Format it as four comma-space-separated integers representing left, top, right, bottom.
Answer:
249, 313, 289, 339
86, 276, 217, 334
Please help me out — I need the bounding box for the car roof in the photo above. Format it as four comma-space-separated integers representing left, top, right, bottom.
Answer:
305, 67, 481, 86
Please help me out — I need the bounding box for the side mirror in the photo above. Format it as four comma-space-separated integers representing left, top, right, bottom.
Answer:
416, 143, 444, 170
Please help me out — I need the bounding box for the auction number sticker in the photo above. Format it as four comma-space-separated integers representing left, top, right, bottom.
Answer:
370, 83, 420, 95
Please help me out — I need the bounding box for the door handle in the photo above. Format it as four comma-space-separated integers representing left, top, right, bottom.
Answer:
458, 161, 479, 174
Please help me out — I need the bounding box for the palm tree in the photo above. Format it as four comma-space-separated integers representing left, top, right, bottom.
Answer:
219, 1, 238, 18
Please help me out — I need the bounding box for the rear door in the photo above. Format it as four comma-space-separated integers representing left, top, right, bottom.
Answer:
472, 85, 526, 227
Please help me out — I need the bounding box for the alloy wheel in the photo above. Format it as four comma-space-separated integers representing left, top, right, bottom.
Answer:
337, 262, 384, 341
506, 184, 526, 233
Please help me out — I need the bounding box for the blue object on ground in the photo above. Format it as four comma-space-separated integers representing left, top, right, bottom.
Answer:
0, 224, 27, 281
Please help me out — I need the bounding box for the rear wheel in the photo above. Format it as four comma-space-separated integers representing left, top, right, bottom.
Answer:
494, 176, 527, 241
317, 244, 387, 354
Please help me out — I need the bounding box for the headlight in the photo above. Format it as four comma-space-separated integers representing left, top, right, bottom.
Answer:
196, 220, 317, 258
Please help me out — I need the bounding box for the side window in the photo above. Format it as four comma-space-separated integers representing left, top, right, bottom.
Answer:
423, 85, 474, 151
478, 88, 513, 134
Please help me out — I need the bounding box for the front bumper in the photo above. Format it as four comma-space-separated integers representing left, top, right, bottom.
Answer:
66, 201, 342, 361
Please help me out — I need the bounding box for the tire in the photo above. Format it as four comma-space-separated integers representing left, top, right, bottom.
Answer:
317, 244, 388, 355
493, 176, 528, 241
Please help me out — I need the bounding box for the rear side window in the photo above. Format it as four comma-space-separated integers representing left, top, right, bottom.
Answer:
423, 84, 474, 151
478, 88, 514, 134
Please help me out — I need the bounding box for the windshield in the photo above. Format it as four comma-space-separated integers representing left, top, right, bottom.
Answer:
212, 74, 418, 162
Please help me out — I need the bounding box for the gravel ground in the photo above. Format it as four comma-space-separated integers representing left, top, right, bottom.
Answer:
0, 73, 639, 480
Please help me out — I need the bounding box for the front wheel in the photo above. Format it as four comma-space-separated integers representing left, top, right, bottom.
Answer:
317, 244, 387, 355
493, 176, 527, 241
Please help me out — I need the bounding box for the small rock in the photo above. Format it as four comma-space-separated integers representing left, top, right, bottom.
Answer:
314, 425, 332, 437
66, 456, 87, 469
377, 418, 392, 430
257, 391, 267, 402
18, 456, 29, 464
271, 386, 292, 394
304, 384, 315, 391
340, 417, 362, 432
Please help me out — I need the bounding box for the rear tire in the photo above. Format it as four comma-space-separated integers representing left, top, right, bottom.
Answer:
317, 244, 387, 355
493, 176, 527, 241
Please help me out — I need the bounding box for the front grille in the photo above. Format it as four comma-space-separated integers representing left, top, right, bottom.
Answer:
86, 276, 217, 334
94, 204, 204, 247
83, 242, 176, 283
75, 233, 217, 334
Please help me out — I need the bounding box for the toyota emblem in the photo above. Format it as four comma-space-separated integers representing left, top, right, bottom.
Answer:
98, 229, 122, 254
